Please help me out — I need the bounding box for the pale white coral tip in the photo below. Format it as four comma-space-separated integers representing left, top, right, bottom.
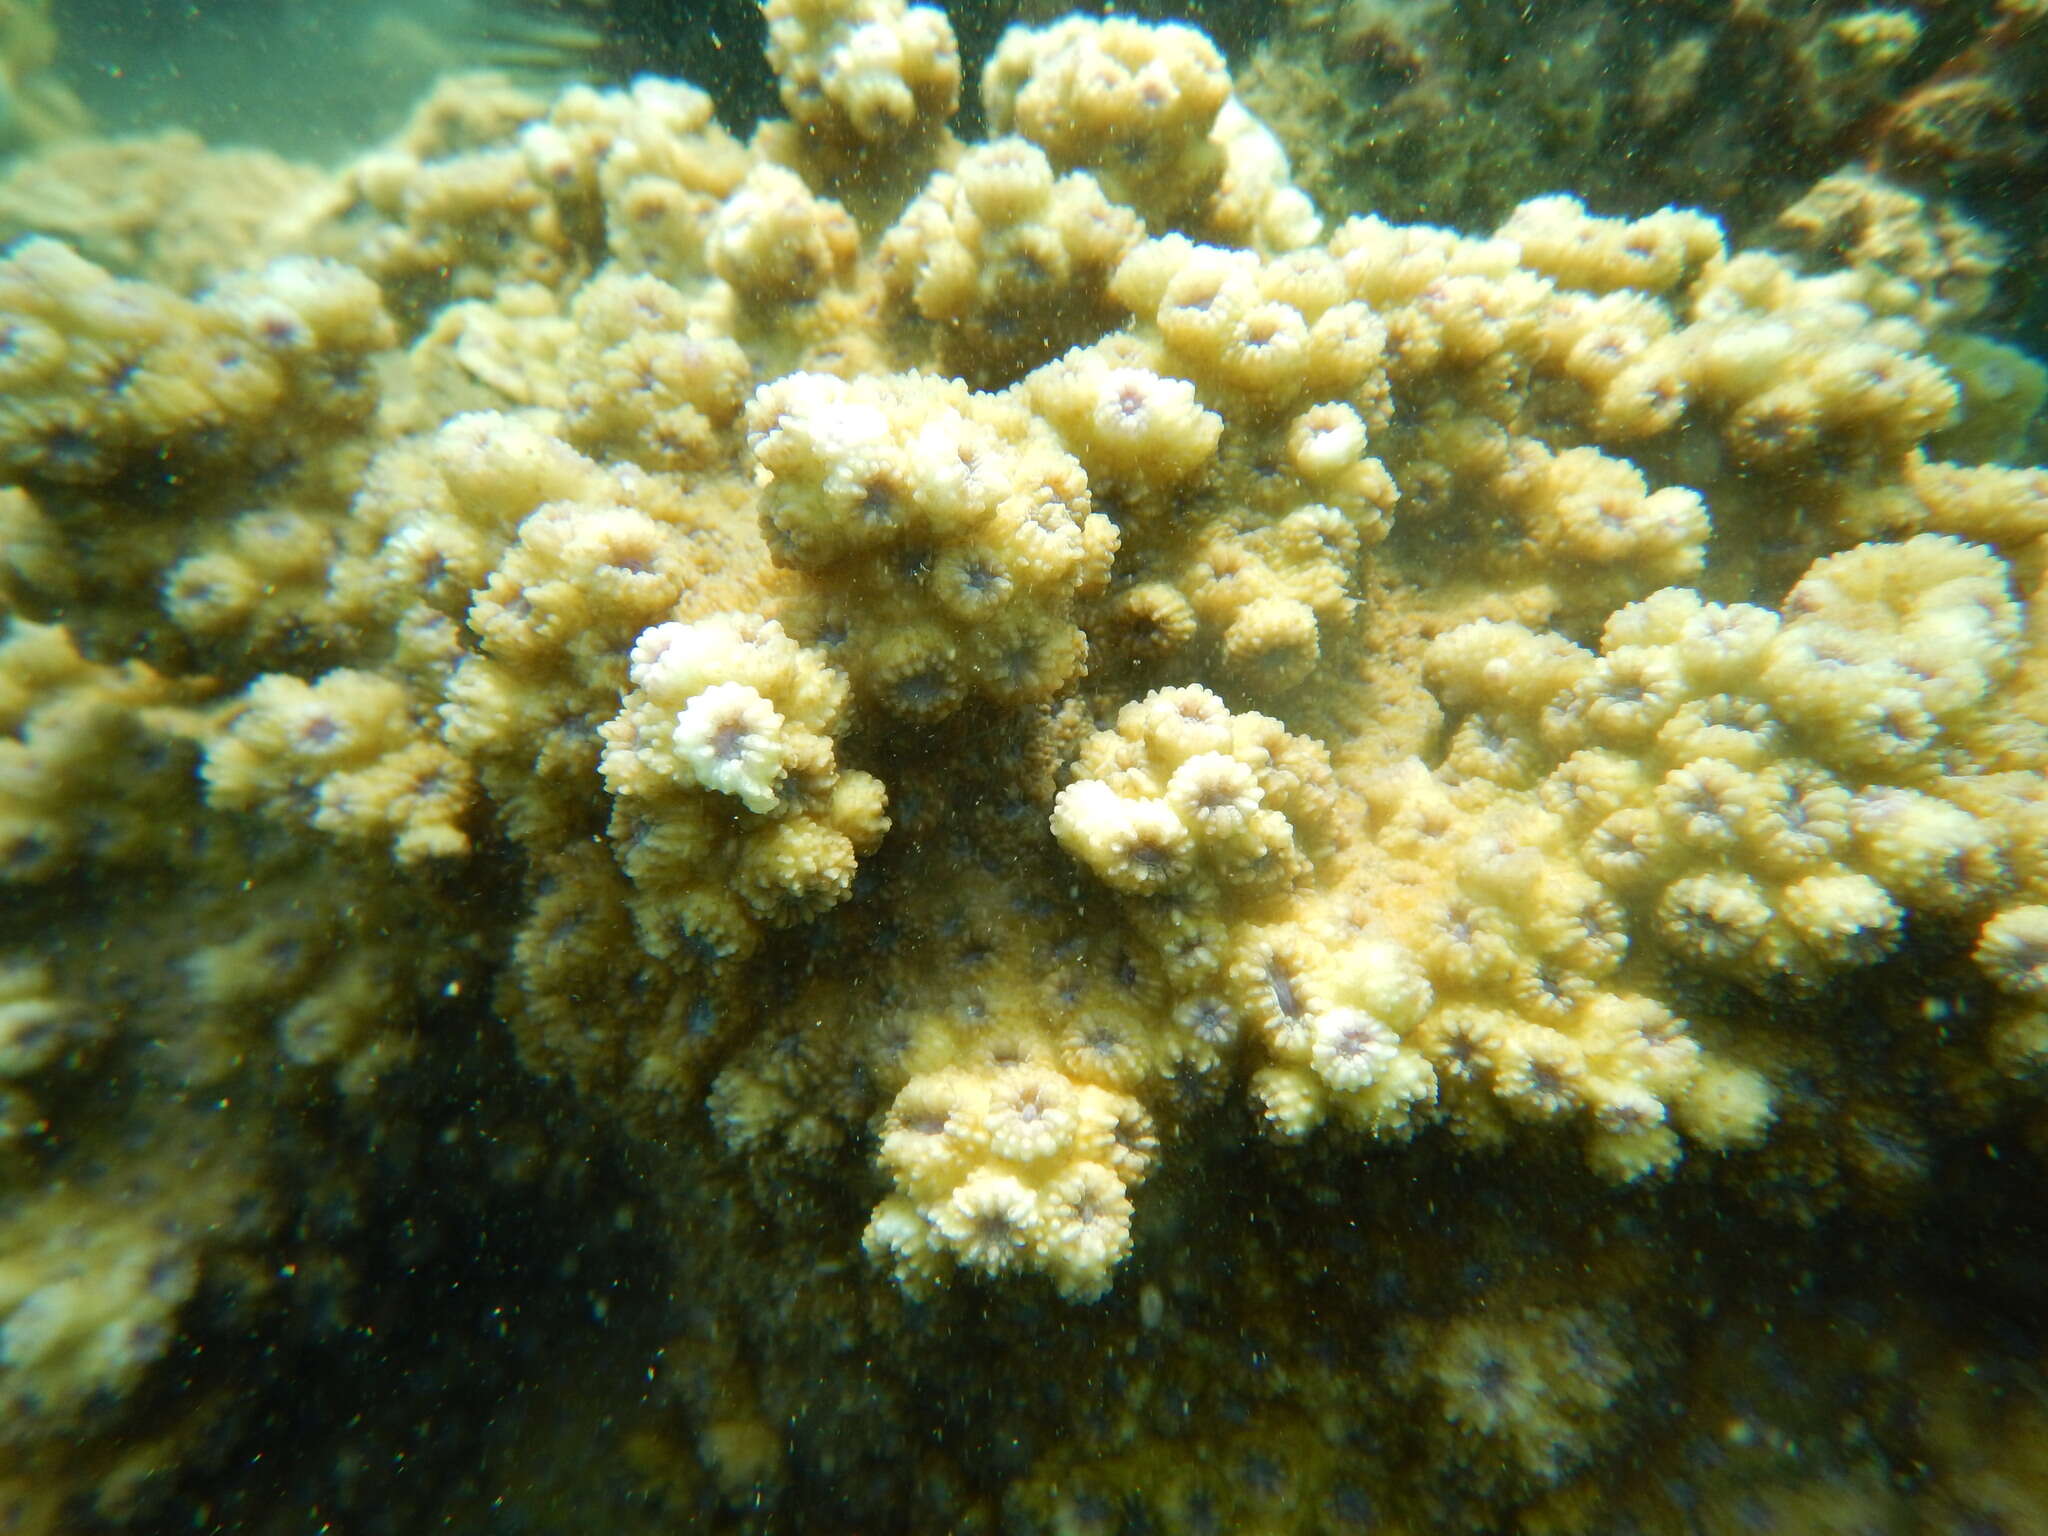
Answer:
673, 682, 789, 813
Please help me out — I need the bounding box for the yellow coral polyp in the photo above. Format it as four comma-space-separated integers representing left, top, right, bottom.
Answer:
1050, 781, 1193, 894
1307, 1007, 1399, 1092
984, 17, 1231, 233
763, 0, 960, 146
203, 669, 473, 863
709, 164, 858, 303
869, 1047, 1151, 1299
1024, 350, 1222, 505
1053, 686, 1332, 897
1977, 907, 2048, 998
671, 682, 788, 813
1780, 871, 1902, 968
878, 140, 1142, 385
747, 370, 1114, 714
933, 1169, 1041, 1276
1657, 872, 1773, 969
597, 612, 885, 956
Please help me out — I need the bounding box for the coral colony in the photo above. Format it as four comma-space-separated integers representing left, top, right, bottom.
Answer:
0, 0, 2046, 1528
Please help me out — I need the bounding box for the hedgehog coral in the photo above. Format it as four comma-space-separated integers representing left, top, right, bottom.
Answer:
1051, 684, 1333, 895
875, 138, 1141, 387
598, 611, 888, 954
3, 3, 2048, 1533
745, 368, 1117, 715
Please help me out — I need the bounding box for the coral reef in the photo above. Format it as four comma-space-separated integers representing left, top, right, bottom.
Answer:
3, 0, 2048, 1530
0, 132, 327, 293
1240, 0, 2048, 359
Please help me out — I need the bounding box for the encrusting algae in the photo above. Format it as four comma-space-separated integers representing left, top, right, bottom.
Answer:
1, 0, 2047, 1529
